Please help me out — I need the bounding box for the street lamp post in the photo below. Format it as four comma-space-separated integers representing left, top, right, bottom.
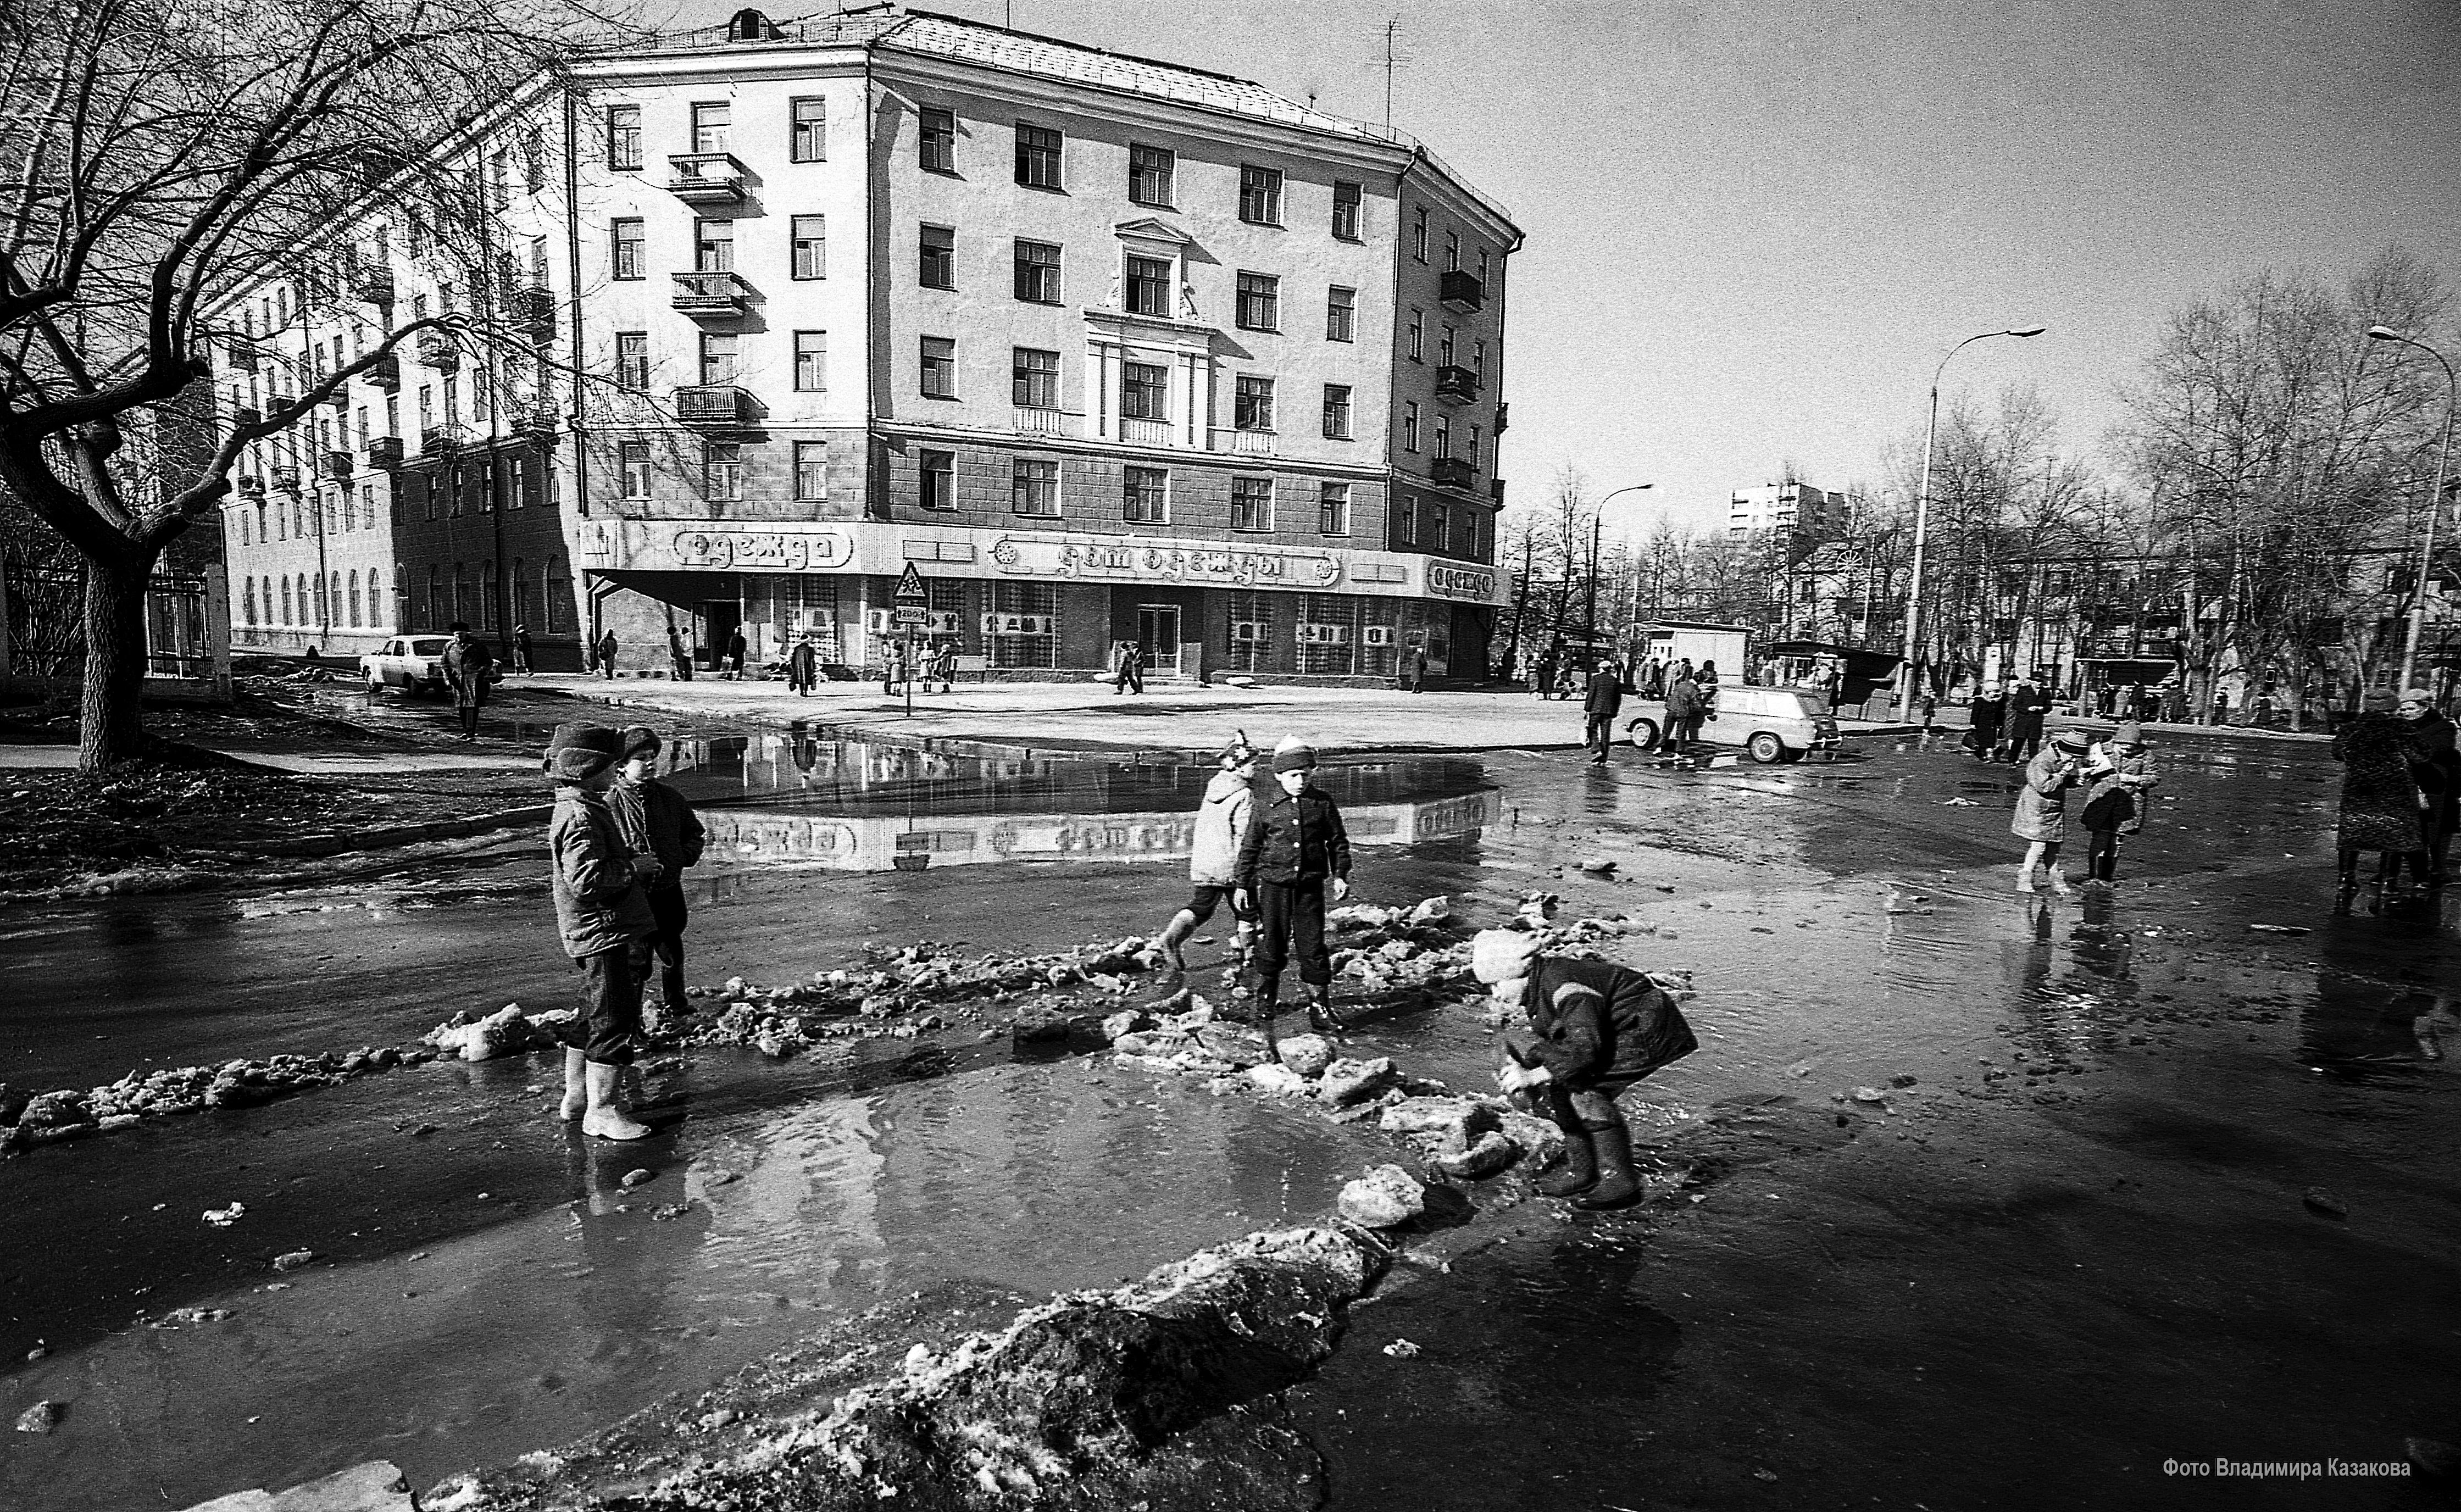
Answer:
2365, 325, 2457, 692
1586, 482, 1653, 657
1894, 326, 2047, 721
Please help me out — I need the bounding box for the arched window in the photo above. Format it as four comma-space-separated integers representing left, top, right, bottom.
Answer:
480, 559, 495, 627
312, 572, 327, 626
453, 562, 467, 626
427, 565, 441, 628
347, 570, 361, 626
242, 579, 257, 625
367, 570, 384, 629
237, 511, 250, 547
280, 576, 293, 624
329, 571, 341, 626
512, 557, 529, 630
546, 555, 570, 632
255, 500, 268, 540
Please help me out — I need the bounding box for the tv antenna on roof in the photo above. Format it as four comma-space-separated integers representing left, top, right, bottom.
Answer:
1379, 18, 1411, 130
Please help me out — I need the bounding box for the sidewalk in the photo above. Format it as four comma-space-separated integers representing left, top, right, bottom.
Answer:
525, 673, 1915, 759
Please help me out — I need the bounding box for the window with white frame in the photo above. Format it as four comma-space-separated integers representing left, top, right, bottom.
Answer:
790, 97, 826, 162
1123, 466, 1167, 525
1012, 458, 1058, 516
1234, 376, 1275, 432
792, 215, 826, 280
1230, 476, 1271, 531
704, 441, 742, 502
1235, 272, 1279, 332
795, 330, 827, 392
794, 441, 827, 502
1319, 482, 1350, 536
1122, 361, 1168, 421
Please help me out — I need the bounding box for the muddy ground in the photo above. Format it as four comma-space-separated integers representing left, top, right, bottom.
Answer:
2, 705, 2457, 1510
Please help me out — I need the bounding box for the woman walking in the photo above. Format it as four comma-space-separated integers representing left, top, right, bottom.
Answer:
2078, 722, 2159, 885
2012, 727, 2092, 896
2335, 688, 2427, 906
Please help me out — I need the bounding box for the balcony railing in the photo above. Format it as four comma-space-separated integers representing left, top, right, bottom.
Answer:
1013, 407, 1080, 438
421, 424, 470, 456
1495, 401, 1509, 434
670, 270, 753, 318
1118, 416, 1174, 447
675, 385, 754, 427
366, 436, 404, 468
1210, 427, 1275, 456
665, 152, 748, 203
414, 330, 459, 369
237, 473, 265, 496
1439, 268, 1484, 314
1430, 456, 1477, 490
1490, 477, 1506, 502
225, 344, 258, 374
353, 268, 395, 307
321, 385, 351, 410
230, 405, 262, 433
514, 404, 559, 439
513, 285, 557, 336
363, 351, 400, 392
1434, 365, 1481, 404
319, 449, 354, 480
270, 466, 301, 494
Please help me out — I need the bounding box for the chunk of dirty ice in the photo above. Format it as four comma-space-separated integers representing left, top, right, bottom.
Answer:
14, 1401, 62, 1434
620, 1169, 655, 1188
271, 1250, 316, 1272
1244, 1064, 1310, 1097
1338, 1164, 1426, 1228
202, 1203, 246, 1227
1275, 1033, 1335, 1079
1318, 1056, 1398, 1107
1850, 1087, 1887, 1103
1382, 1338, 1422, 1358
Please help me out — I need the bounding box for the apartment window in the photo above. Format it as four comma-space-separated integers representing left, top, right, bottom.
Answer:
1128, 144, 1174, 207
1123, 466, 1168, 525
1322, 383, 1352, 440
1332, 180, 1362, 241
1234, 376, 1276, 432
1013, 239, 1060, 304
488, 148, 510, 209
920, 449, 954, 509
1403, 401, 1420, 452
791, 215, 826, 280
793, 441, 827, 501
790, 96, 826, 162
442, 373, 460, 424
1412, 205, 1429, 262
704, 441, 742, 502
1319, 482, 1351, 536
1434, 415, 1451, 459
695, 219, 734, 273
523, 128, 545, 193
1230, 476, 1272, 532
1326, 286, 1355, 342
1440, 325, 1456, 367
691, 101, 730, 154
698, 331, 738, 386
1014, 122, 1062, 189
1397, 492, 1418, 543
794, 330, 827, 392
920, 336, 955, 398
919, 225, 954, 289
1479, 248, 1492, 284
1431, 498, 1451, 551
615, 332, 648, 391
1121, 361, 1167, 421
1472, 337, 1487, 376
1238, 164, 1282, 225
1468, 424, 1482, 466
919, 107, 955, 173
1408, 308, 1423, 362
1012, 458, 1059, 516
385, 394, 399, 436
1012, 347, 1060, 409
1125, 255, 1171, 318
1446, 231, 1462, 271
1235, 272, 1280, 332
610, 219, 643, 280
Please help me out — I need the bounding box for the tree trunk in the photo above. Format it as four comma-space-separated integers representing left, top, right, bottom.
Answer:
78, 547, 158, 772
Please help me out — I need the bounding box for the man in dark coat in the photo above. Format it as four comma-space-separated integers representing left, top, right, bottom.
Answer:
786, 633, 819, 696
1406, 643, 1429, 693
1234, 736, 1352, 1048
609, 726, 708, 1020
1584, 660, 1624, 764
666, 624, 692, 681
1475, 929, 1697, 1210
1663, 668, 1706, 758
1966, 683, 2007, 761
441, 622, 494, 742
2000, 675, 2049, 763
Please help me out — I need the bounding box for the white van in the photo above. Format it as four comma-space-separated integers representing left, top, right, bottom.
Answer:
1624, 684, 1842, 763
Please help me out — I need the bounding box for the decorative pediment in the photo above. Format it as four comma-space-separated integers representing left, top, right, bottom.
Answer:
1112, 217, 1195, 246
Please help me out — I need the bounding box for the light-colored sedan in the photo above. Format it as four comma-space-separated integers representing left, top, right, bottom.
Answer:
360, 635, 452, 697
1625, 684, 1842, 763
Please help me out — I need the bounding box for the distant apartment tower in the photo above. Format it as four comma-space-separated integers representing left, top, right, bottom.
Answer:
1728, 481, 1845, 542
207, 6, 1520, 681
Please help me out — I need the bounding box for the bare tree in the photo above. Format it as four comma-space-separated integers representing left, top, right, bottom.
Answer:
0, 0, 601, 769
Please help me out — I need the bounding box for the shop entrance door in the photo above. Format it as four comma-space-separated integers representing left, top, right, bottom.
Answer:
702, 599, 741, 672
1137, 605, 1181, 676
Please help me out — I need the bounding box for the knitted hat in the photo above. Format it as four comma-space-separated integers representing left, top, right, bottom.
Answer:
2399, 687, 2435, 704
2109, 721, 2146, 747
2051, 727, 2092, 752
1221, 730, 1260, 768
2363, 688, 2397, 711
1470, 929, 1541, 985
620, 725, 660, 759
1271, 734, 1317, 773
543, 722, 623, 781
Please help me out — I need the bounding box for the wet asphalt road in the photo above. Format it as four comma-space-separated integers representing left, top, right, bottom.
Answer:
4, 712, 2459, 1510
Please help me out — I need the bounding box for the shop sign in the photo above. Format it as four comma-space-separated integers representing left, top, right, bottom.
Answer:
672, 526, 853, 572
988, 535, 1341, 590
1426, 562, 1500, 603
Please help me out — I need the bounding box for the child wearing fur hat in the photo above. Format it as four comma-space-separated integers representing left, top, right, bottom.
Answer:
2078, 722, 2159, 885
1153, 732, 1262, 979
544, 722, 662, 1142
607, 726, 708, 1021
1471, 929, 1697, 1210
1232, 735, 1352, 1048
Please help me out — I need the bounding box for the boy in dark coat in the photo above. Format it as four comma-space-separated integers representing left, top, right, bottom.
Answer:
1474, 929, 1697, 1210
545, 724, 660, 1142
1234, 736, 1352, 1048
609, 726, 708, 1021
442, 622, 495, 742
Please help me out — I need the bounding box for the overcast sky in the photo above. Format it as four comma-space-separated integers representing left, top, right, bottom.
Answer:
689, 0, 2461, 540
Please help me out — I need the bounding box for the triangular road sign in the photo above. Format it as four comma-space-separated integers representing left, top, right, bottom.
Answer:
895, 562, 926, 601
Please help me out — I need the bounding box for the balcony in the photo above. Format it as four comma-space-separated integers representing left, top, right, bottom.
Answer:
665, 152, 748, 204
514, 404, 559, 440
1013, 407, 1080, 439
319, 449, 353, 481
270, 466, 302, 494
1439, 269, 1484, 313
225, 344, 258, 374
321, 385, 351, 410
1434, 365, 1481, 405
421, 424, 469, 456
670, 270, 753, 318
237, 473, 265, 496
363, 351, 400, 392
674, 385, 754, 428
1210, 427, 1276, 457
1118, 416, 1174, 447
1495, 401, 1509, 434
230, 405, 262, 434
513, 284, 557, 337
365, 436, 404, 469
353, 268, 395, 307
1430, 456, 1477, 491
414, 330, 459, 369
1489, 477, 1506, 502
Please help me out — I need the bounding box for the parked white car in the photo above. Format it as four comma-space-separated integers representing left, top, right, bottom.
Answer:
1624, 684, 1842, 763
360, 635, 452, 696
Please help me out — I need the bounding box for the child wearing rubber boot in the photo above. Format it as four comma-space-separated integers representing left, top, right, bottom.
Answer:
1153, 733, 1261, 981
609, 726, 708, 1022
1233, 736, 1352, 1052
1473, 929, 1697, 1209
544, 723, 662, 1142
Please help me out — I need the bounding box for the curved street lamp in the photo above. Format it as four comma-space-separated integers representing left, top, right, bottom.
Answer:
1587, 482, 1653, 653
2365, 325, 2456, 691
1893, 326, 2048, 721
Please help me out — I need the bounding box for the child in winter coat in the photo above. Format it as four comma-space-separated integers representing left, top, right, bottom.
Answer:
1473, 929, 1697, 1210
1153, 734, 1261, 978
609, 726, 708, 1021
2012, 727, 2093, 895
544, 723, 660, 1142
2079, 722, 2159, 884
1234, 736, 1352, 1047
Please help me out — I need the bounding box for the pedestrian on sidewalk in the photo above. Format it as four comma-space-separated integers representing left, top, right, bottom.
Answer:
512, 624, 534, 675
442, 621, 495, 742
928, 640, 959, 693
1531, 646, 1556, 699
1110, 640, 1146, 695
1234, 736, 1352, 1050
1474, 929, 1697, 1211
1153, 733, 1260, 981
883, 639, 910, 697
2335, 689, 2429, 904
666, 624, 692, 681
786, 632, 818, 697
2012, 727, 2092, 896
543, 724, 659, 1142
1918, 691, 1938, 735
1406, 643, 1429, 693
722, 628, 748, 680
2000, 674, 2048, 763
2079, 721, 2159, 885
1663, 667, 1706, 760
2396, 688, 2458, 884
609, 726, 707, 1024
1965, 683, 2006, 761
595, 629, 618, 679
1584, 659, 1624, 765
